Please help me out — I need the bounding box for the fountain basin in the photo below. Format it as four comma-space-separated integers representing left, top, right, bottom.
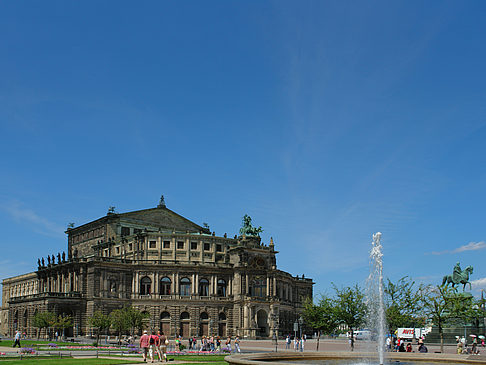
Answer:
225, 352, 486, 365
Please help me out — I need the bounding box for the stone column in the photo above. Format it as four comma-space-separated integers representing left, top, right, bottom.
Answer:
243, 305, 249, 332
135, 271, 140, 296
245, 274, 249, 296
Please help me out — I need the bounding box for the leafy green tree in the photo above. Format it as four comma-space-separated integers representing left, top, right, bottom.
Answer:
125, 307, 150, 336
384, 276, 427, 333
32, 311, 57, 339
423, 285, 457, 353
447, 292, 484, 338
109, 307, 149, 339
303, 295, 339, 351
110, 308, 130, 340
55, 314, 73, 340
89, 311, 111, 346
332, 284, 367, 338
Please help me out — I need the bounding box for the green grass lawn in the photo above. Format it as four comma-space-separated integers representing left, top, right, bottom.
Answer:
0, 340, 76, 348
0, 358, 135, 364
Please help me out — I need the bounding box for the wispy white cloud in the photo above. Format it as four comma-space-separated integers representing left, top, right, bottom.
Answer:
430, 241, 486, 255
471, 277, 486, 292
1, 200, 65, 238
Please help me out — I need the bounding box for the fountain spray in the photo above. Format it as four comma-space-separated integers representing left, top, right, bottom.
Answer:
368, 232, 386, 365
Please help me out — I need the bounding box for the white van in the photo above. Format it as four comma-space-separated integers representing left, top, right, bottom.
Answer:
354, 330, 372, 340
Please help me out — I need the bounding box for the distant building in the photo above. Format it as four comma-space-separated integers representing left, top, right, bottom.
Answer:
1, 199, 313, 338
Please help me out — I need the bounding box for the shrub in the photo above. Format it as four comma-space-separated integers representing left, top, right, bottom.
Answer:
20, 347, 35, 354
127, 344, 139, 353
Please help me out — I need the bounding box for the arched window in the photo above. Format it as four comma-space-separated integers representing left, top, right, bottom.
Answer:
250, 276, 266, 297
218, 312, 226, 321
200, 312, 209, 320
199, 278, 209, 296
23, 310, 28, 327
160, 311, 170, 320
159, 277, 171, 295
180, 311, 190, 320
140, 276, 152, 295
13, 311, 18, 331
217, 279, 227, 297
179, 277, 191, 296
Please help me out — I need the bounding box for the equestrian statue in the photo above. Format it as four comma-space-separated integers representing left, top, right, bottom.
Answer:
239, 214, 263, 237
442, 262, 474, 291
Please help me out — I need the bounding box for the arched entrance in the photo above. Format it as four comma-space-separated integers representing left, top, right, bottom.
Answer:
199, 312, 209, 336
13, 310, 18, 333
218, 312, 227, 337
58, 308, 74, 338
160, 311, 171, 336
256, 309, 268, 337
180, 312, 190, 338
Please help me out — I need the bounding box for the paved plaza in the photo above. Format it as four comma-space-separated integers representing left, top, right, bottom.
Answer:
1, 337, 485, 363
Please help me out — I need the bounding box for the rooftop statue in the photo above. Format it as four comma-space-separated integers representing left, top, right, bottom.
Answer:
442, 262, 474, 291
158, 195, 166, 208
239, 214, 263, 237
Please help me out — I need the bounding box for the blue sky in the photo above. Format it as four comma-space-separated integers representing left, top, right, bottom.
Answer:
1, 1, 486, 299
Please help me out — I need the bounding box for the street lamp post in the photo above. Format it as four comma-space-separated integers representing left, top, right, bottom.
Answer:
271, 313, 279, 352
298, 316, 304, 352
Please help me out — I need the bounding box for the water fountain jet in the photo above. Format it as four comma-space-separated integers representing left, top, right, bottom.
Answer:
367, 232, 386, 365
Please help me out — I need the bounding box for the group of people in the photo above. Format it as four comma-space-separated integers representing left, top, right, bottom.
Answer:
385, 337, 428, 353
139, 332, 241, 362
195, 335, 241, 353
285, 334, 306, 352
456, 335, 482, 355
139, 330, 169, 363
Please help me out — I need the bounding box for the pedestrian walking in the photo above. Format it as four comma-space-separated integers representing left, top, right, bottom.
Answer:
285, 335, 291, 350
226, 336, 232, 352
349, 336, 355, 351
235, 335, 241, 353
159, 331, 168, 362
140, 330, 150, 362
148, 331, 159, 363
13, 331, 21, 348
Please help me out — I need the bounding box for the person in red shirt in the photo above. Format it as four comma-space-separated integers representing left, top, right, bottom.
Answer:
140, 330, 150, 362
151, 332, 161, 362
